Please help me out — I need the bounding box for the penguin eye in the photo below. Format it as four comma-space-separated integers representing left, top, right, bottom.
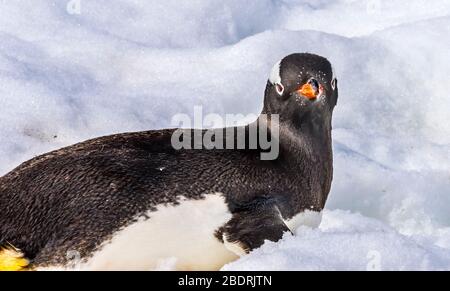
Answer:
275, 83, 284, 96
331, 78, 337, 90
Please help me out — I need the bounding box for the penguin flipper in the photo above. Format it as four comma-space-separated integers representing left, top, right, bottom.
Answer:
218, 198, 291, 256
0, 243, 29, 271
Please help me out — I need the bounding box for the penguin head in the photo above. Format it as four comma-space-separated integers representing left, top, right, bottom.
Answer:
263, 53, 338, 127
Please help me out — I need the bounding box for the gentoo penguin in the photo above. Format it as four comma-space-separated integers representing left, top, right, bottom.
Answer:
0, 53, 338, 271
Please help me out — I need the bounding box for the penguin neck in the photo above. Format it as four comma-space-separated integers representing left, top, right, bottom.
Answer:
277, 116, 333, 210
256, 113, 333, 168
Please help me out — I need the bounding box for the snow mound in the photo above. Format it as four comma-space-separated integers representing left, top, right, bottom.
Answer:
223, 210, 450, 271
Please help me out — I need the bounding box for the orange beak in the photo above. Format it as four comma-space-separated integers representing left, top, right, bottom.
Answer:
297, 83, 318, 100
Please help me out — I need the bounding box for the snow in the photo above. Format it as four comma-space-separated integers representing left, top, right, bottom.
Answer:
1, 0, 450, 270
223, 210, 450, 271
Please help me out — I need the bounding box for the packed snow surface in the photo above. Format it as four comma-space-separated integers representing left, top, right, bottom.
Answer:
0, 0, 449, 270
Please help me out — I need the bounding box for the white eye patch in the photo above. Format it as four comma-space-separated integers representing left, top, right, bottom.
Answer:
269, 60, 282, 85
331, 64, 337, 90
269, 59, 284, 96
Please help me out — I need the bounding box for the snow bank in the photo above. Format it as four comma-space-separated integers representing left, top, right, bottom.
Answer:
0, 0, 449, 270
223, 210, 450, 271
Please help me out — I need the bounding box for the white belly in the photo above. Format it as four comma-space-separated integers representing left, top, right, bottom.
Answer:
79, 194, 238, 271
36, 196, 323, 271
